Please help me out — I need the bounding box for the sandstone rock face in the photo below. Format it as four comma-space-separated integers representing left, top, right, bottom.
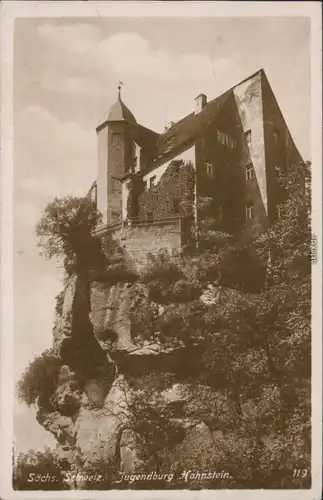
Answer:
89, 281, 136, 353
37, 410, 75, 448
52, 276, 77, 356
37, 274, 225, 486
119, 429, 148, 473
74, 375, 131, 464
50, 365, 82, 414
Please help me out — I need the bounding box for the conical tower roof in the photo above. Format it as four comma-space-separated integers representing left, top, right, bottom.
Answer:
97, 86, 137, 130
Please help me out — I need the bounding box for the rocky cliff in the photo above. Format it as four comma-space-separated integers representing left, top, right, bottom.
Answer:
35, 272, 238, 489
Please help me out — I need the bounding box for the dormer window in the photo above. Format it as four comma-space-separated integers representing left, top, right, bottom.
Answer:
245, 130, 252, 145
132, 157, 138, 172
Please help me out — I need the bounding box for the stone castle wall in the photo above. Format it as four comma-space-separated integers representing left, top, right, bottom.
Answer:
102, 219, 182, 270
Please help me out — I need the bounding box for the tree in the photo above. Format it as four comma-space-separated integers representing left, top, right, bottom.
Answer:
16, 349, 62, 408
23, 161, 310, 489
135, 160, 311, 488
36, 196, 102, 272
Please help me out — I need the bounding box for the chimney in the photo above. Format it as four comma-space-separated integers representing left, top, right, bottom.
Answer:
195, 93, 207, 114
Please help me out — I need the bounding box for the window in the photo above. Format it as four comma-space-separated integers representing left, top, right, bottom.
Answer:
217, 130, 226, 145
147, 211, 154, 222
132, 157, 137, 172
245, 203, 254, 220
111, 133, 121, 147
228, 137, 236, 149
277, 205, 282, 220
205, 162, 214, 177
111, 177, 119, 192
245, 129, 252, 145
245, 163, 255, 181
149, 175, 157, 188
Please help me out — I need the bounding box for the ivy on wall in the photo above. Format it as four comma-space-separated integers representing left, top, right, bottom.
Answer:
137, 160, 195, 220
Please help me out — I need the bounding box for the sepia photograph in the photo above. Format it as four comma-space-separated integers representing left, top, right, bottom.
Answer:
0, 2, 322, 499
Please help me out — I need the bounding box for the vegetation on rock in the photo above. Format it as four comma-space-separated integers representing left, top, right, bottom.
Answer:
127, 160, 311, 488
16, 161, 311, 490
16, 349, 62, 408
13, 448, 69, 490
36, 196, 102, 269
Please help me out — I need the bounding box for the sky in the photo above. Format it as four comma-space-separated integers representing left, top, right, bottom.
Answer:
13, 15, 310, 454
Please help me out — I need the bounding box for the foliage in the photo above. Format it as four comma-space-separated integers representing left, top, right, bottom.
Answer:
12, 447, 69, 490
130, 295, 159, 341
137, 160, 195, 220
157, 300, 207, 346
54, 291, 65, 316
130, 160, 311, 487
16, 349, 62, 407
36, 196, 103, 271
142, 251, 183, 284
23, 161, 310, 489
130, 398, 185, 454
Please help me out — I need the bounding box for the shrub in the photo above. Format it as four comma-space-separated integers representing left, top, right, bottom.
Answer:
147, 279, 202, 304
104, 262, 138, 285
16, 349, 62, 407
13, 447, 69, 490
130, 298, 159, 341
157, 300, 207, 346
54, 291, 65, 316
142, 251, 183, 285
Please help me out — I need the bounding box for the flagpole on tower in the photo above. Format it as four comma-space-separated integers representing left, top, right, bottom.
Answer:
118, 80, 124, 99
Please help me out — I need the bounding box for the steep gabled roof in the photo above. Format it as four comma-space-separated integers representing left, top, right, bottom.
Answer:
153, 90, 231, 165
148, 68, 265, 167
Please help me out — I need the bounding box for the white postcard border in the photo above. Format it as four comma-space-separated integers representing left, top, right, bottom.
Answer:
1, 2, 322, 500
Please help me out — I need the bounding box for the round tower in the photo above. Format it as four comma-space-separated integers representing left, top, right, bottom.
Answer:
96, 85, 137, 224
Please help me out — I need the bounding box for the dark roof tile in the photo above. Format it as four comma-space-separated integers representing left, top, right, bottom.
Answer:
153, 89, 231, 165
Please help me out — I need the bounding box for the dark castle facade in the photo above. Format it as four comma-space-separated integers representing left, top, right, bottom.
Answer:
88, 69, 303, 267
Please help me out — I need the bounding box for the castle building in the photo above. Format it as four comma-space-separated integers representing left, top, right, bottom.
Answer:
89, 69, 303, 265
